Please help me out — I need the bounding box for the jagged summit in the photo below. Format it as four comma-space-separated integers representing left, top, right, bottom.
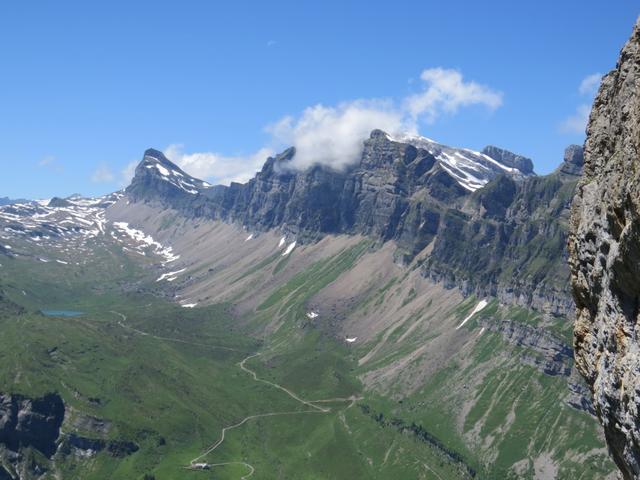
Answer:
558, 144, 584, 176
129, 132, 535, 199
382, 131, 535, 191
127, 149, 211, 199
256, 147, 296, 177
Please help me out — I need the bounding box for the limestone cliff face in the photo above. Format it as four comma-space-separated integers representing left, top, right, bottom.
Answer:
424, 145, 582, 316
128, 134, 580, 315
569, 18, 640, 479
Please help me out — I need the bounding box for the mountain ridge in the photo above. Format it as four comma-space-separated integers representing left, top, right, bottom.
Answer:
127, 130, 536, 241
125, 132, 582, 316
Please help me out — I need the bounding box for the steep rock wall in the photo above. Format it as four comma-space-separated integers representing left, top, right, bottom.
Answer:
569, 17, 640, 479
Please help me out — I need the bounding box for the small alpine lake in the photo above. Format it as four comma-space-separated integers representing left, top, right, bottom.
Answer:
40, 310, 84, 317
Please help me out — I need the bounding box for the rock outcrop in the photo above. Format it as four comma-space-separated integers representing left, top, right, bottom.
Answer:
0, 393, 64, 479
481, 145, 535, 175
481, 319, 573, 376
0, 393, 64, 458
58, 433, 139, 459
569, 17, 640, 479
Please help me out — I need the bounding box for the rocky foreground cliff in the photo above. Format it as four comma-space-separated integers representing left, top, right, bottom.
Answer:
569, 17, 640, 480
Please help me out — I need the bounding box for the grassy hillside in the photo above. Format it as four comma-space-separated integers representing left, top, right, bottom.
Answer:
0, 226, 615, 479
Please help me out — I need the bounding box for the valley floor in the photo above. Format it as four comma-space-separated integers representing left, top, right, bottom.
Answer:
0, 200, 616, 479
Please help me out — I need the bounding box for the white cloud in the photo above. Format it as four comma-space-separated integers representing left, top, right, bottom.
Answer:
405, 68, 503, 123
560, 104, 591, 134
578, 73, 602, 96
164, 144, 275, 186
120, 161, 138, 187
135, 67, 502, 182
37, 155, 63, 172
91, 164, 115, 183
560, 73, 601, 135
265, 68, 500, 171
267, 100, 410, 171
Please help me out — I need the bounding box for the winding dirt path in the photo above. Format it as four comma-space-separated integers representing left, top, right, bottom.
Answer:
110, 311, 241, 352
238, 352, 329, 413
111, 311, 362, 479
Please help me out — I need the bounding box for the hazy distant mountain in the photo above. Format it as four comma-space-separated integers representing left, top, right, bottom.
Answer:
0, 196, 29, 206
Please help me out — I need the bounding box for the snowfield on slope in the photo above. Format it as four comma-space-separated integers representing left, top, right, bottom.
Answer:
387, 133, 529, 192
282, 241, 296, 256
455, 299, 488, 330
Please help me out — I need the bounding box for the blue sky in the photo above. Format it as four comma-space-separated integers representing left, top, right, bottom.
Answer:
1, 1, 638, 199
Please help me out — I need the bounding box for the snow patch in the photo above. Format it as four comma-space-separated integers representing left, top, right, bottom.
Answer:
157, 268, 186, 282
149, 163, 170, 176
389, 133, 529, 192
144, 163, 205, 194
456, 300, 489, 330
282, 241, 296, 257
345, 337, 358, 343
306, 312, 319, 319
113, 222, 179, 263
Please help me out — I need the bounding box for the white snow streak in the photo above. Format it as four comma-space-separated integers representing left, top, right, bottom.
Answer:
282, 241, 296, 257
157, 268, 187, 282
456, 300, 488, 330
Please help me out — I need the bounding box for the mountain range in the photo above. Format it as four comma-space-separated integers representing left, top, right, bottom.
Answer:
0, 131, 616, 479
127, 131, 580, 316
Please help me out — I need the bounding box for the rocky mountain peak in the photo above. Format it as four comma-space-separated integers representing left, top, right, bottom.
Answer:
481, 145, 535, 175
127, 148, 211, 200
385, 131, 535, 191
259, 147, 296, 176
0, 197, 29, 206
558, 144, 584, 176
47, 197, 73, 208
138, 149, 190, 179
563, 144, 584, 166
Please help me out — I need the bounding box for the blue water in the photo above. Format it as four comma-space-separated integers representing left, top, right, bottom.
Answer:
40, 310, 84, 317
